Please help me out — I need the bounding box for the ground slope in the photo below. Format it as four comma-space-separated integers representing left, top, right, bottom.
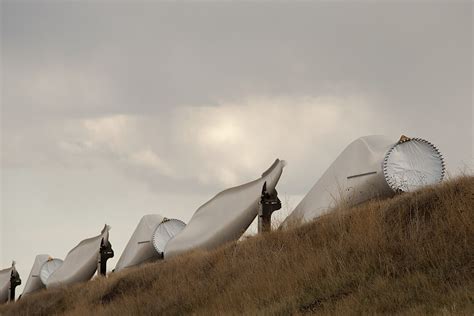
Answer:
1, 176, 473, 315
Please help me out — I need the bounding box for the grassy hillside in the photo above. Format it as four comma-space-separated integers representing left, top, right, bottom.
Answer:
1, 176, 473, 315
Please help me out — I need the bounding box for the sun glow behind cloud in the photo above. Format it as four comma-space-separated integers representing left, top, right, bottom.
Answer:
47, 95, 375, 189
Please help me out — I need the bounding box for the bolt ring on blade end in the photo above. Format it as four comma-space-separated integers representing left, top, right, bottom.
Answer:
152, 219, 186, 256
39, 258, 63, 286
383, 137, 445, 193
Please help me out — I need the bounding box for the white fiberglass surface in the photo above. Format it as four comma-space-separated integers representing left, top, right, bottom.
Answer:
46, 225, 110, 288
152, 219, 186, 255
0, 267, 13, 303
280, 135, 394, 227
114, 215, 164, 271
22, 254, 50, 296
165, 159, 285, 258
39, 259, 63, 285
384, 139, 444, 192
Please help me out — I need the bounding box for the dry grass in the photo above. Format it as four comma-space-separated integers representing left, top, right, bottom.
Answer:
1, 176, 473, 315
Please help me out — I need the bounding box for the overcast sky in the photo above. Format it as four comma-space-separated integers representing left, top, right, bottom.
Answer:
1, 1, 472, 293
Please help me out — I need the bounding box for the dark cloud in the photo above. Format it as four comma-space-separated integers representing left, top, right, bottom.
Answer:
3, 2, 470, 114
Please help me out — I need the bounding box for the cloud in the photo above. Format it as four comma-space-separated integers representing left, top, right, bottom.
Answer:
17, 95, 375, 192
2, 3, 470, 186
173, 95, 377, 185
82, 114, 136, 151
129, 149, 175, 178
